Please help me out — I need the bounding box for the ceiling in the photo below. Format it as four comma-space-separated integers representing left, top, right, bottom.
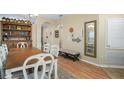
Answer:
39, 14, 64, 20
0, 14, 64, 20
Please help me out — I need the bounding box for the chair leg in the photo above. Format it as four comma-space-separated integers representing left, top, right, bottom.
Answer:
48, 63, 54, 79
54, 61, 58, 79
0, 67, 5, 79
5, 70, 12, 79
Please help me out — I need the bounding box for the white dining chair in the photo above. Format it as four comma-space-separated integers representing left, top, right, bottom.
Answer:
23, 53, 55, 79
43, 43, 50, 53
50, 45, 59, 57
34, 53, 55, 79
0, 46, 7, 64
0, 57, 4, 79
0, 46, 6, 79
2, 44, 8, 55
17, 42, 28, 48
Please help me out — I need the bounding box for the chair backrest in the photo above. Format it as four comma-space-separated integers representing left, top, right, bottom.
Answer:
17, 42, 28, 48
34, 53, 55, 79
2, 44, 8, 55
0, 58, 2, 67
43, 43, 50, 53
0, 46, 6, 78
50, 45, 59, 57
0, 57, 4, 79
23, 53, 55, 79
0, 46, 6, 63
0, 52, 4, 67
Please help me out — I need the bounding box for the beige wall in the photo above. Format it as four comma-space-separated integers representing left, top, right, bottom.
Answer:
34, 14, 124, 67
58, 14, 99, 64
58, 14, 124, 67
32, 24, 37, 47
0, 22, 2, 42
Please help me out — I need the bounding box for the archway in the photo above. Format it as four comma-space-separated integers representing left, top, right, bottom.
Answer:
41, 22, 52, 49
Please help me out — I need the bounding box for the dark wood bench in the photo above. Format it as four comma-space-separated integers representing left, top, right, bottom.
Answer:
59, 48, 80, 61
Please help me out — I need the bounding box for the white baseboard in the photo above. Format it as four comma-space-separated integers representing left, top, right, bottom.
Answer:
99, 64, 124, 69
79, 59, 124, 69
79, 58, 100, 67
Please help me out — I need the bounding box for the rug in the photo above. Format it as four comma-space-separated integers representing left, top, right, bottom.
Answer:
58, 67, 76, 79
103, 68, 124, 79
11, 67, 76, 79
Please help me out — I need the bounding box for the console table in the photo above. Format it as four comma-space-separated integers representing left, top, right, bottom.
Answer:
59, 48, 80, 61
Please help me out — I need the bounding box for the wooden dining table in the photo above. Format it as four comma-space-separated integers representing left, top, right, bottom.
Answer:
5, 47, 58, 79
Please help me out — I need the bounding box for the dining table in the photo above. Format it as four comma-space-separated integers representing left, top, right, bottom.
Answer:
5, 47, 58, 79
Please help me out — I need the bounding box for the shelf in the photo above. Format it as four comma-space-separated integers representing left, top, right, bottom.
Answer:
2, 40, 32, 42
1, 21, 31, 26
1, 19, 32, 49
3, 29, 31, 32
7, 35, 31, 37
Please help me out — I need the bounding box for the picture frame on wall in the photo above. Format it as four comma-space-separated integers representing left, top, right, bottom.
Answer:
55, 30, 59, 38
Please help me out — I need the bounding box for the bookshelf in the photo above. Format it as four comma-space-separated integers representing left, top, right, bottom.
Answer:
1, 17, 32, 48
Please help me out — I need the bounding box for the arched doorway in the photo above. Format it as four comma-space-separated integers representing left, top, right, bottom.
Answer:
41, 22, 53, 49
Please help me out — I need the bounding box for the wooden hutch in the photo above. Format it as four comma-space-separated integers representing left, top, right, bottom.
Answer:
0, 17, 32, 48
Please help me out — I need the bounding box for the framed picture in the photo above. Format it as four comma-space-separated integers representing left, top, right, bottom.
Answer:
55, 30, 59, 38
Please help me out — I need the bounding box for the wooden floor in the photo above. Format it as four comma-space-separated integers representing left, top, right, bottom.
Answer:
58, 56, 111, 79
